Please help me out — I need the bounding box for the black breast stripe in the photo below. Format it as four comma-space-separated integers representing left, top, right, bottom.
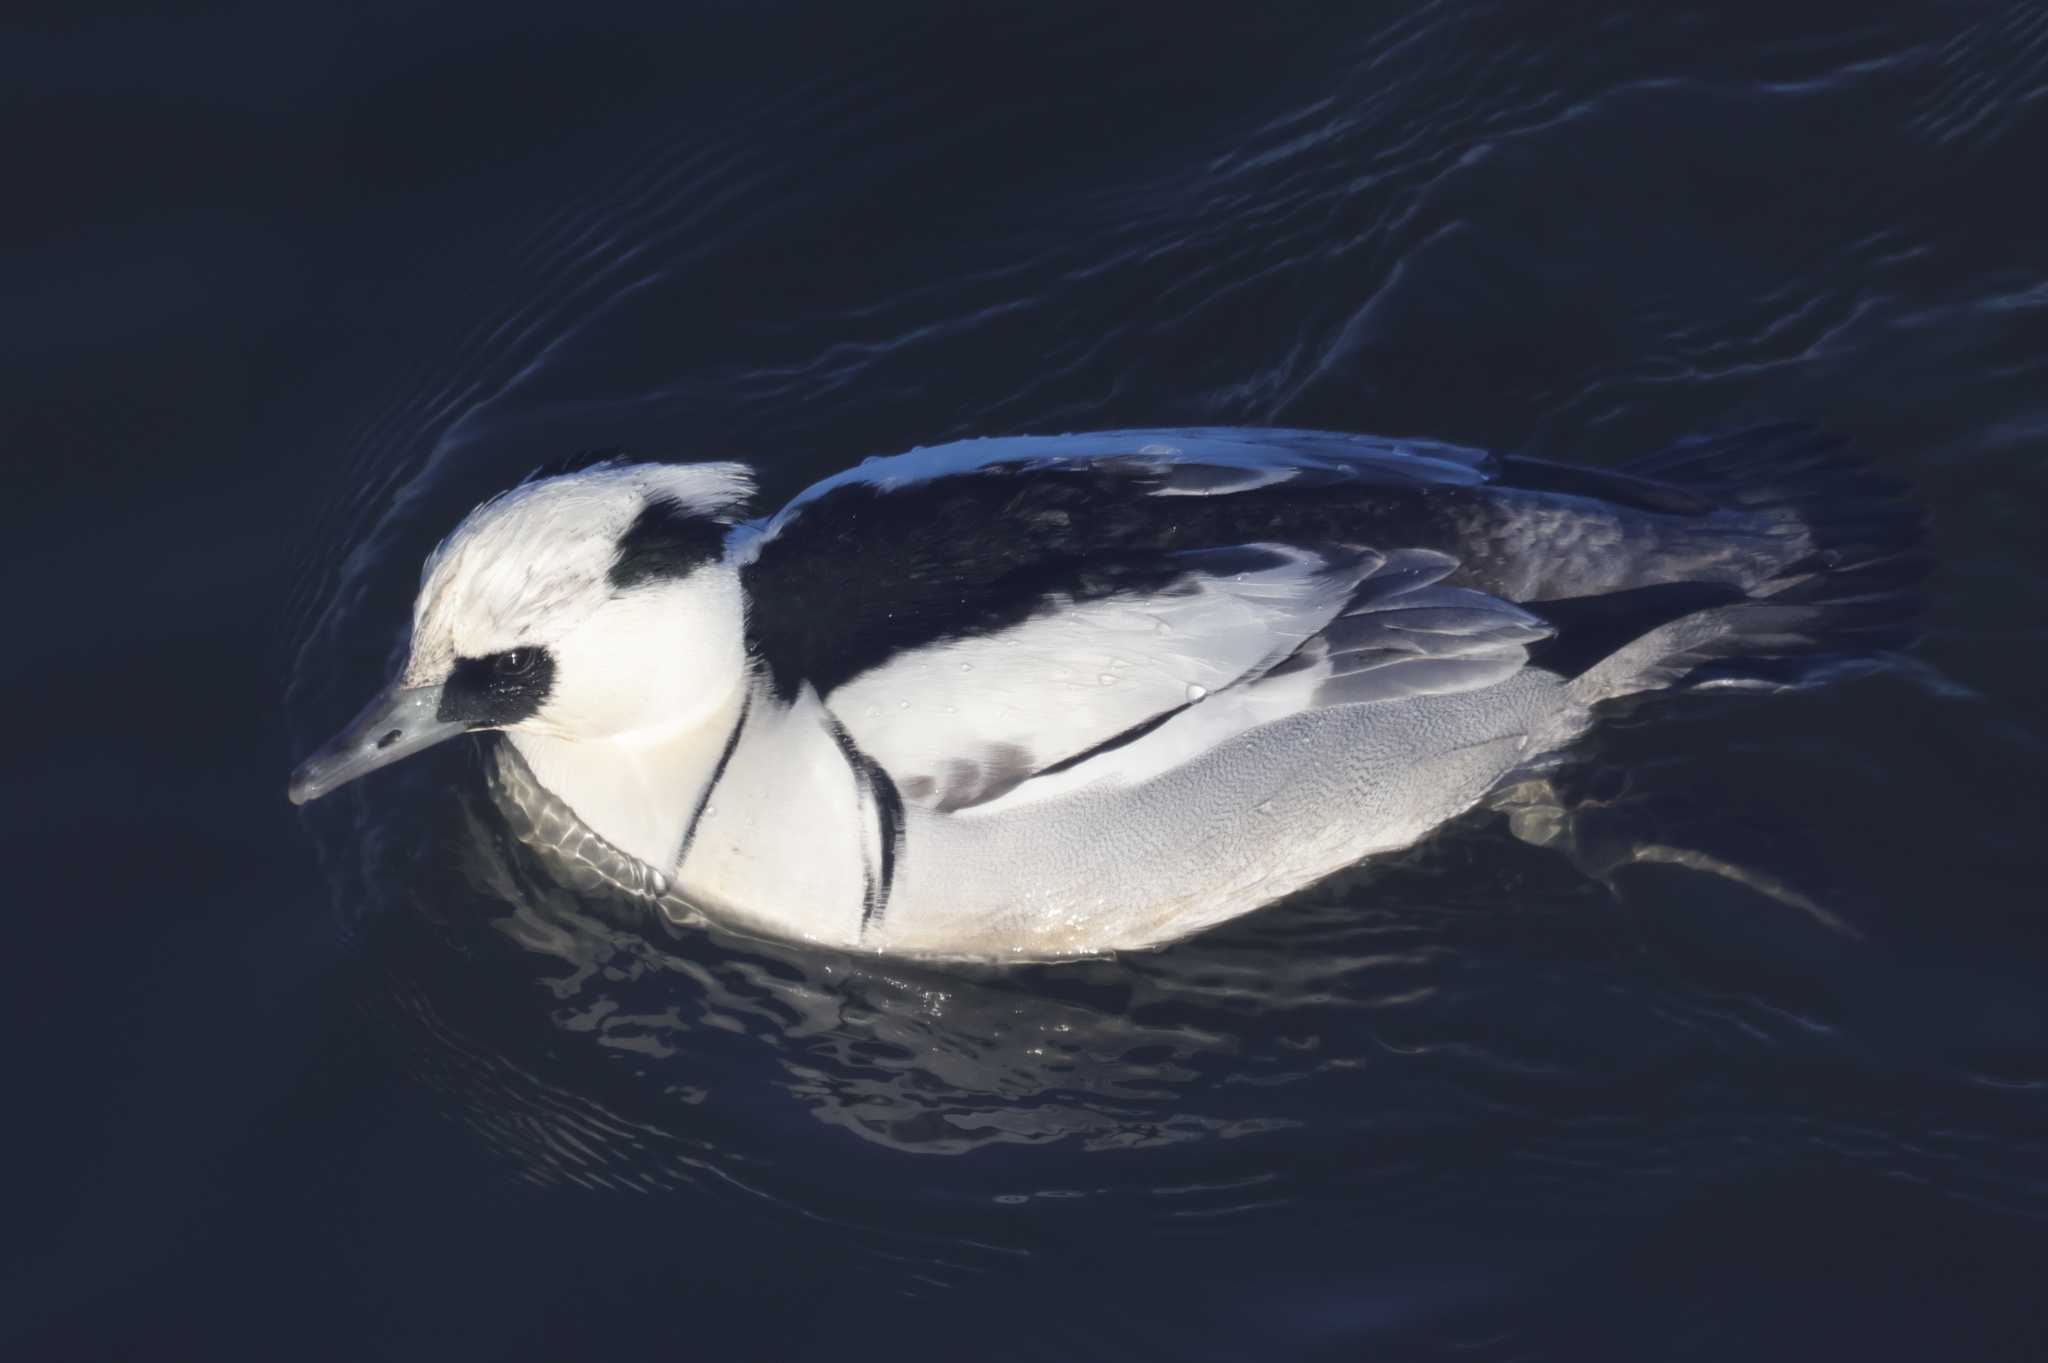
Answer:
675, 691, 753, 869
825, 717, 904, 935
865, 758, 905, 934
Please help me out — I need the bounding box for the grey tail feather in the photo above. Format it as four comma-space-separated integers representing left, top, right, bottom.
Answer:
1572, 423, 1930, 700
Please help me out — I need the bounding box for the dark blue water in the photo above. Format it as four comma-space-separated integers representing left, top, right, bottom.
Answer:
7, 2, 2048, 1358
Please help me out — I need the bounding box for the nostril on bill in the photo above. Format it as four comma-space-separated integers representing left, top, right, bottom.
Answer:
376, 728, 403, 751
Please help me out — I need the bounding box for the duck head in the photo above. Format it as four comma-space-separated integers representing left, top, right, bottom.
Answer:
289, 461, 755, 805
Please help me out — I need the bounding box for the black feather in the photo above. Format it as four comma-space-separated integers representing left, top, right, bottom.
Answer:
1527, 583, 1745, 679
609, 496, 731, 589
740, 463, 1433, 700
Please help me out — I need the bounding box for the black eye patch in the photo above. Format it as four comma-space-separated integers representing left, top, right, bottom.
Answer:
438, 646, 557, 728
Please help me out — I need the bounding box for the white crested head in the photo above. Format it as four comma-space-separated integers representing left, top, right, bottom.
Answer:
286, 458, 760, 808
404, 461, 754, 683
399, 459, 757, 743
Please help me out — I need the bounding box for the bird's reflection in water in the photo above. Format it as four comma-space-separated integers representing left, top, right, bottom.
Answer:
337, 733, 2047, 1284
350, 745, 1529, 1181
464, 739, 1483, 1155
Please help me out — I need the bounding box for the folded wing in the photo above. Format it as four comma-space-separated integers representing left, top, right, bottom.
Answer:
738, 432, 1553, 811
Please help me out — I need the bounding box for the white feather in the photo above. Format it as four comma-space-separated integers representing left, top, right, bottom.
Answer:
406, 462, 751, 683
826, 544, 1365, 809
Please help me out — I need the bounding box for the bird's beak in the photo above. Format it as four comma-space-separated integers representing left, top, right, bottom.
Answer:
288, 682, 466, 805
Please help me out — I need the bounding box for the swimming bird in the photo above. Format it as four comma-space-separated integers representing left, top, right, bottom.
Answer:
289, 425, 1925, 957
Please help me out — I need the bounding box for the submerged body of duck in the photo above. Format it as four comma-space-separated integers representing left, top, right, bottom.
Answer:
290, 425, 1924, 957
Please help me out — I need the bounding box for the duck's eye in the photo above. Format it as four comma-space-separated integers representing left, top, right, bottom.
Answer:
439, 646, 555, 728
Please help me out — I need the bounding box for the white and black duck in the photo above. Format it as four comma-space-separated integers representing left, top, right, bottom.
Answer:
289, 425, 1925, 957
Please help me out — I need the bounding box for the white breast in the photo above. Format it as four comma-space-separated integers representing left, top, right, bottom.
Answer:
673, 687, 878, 945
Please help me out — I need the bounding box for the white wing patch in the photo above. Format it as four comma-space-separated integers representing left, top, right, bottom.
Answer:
828, 544, 1370, 810
965, 550, 1555, 816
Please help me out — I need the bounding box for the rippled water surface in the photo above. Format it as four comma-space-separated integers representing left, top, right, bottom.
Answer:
9, 2, 2048, 1358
